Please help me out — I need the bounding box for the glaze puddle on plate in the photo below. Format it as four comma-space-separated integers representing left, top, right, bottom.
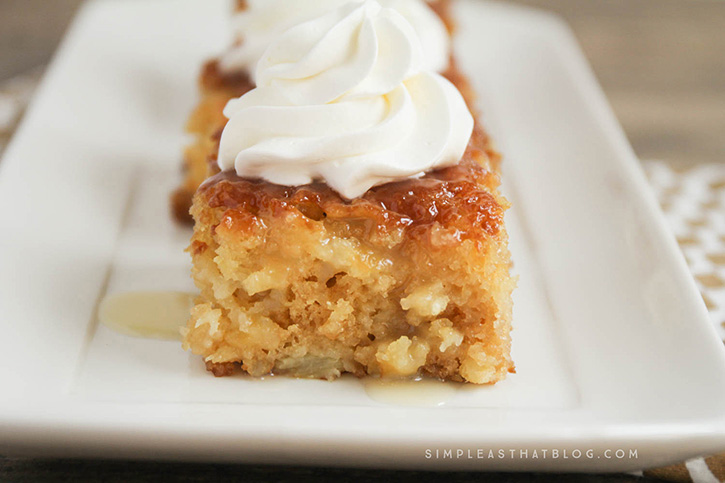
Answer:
364, 378, 459, 406
99, 291, 195, 341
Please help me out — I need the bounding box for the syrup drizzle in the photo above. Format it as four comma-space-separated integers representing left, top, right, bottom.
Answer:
364, 377, 459, 406
98, 291, 195, 341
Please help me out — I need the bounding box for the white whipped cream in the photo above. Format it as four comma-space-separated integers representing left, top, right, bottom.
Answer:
218, 0, 473, 199
220, 0, 450, 79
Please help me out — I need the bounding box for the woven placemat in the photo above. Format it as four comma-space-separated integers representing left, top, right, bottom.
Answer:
645, 162, 725, 341
1, 73, 724, 482
642, 162, 725, 482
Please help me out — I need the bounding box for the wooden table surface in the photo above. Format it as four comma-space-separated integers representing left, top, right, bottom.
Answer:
513, 0, 725, 169
1, 0, 723, 481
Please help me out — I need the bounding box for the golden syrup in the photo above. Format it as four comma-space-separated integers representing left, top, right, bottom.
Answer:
98, 291, 195, 340
364, 377, 459, 406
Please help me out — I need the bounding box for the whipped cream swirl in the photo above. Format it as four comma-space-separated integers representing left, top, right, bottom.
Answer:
220, 0, 450, 79
218, 0, 473, 199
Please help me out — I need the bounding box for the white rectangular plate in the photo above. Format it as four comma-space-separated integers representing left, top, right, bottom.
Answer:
1, 0, 724, 472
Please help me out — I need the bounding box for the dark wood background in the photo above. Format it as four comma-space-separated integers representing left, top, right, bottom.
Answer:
0, 0, 723, 481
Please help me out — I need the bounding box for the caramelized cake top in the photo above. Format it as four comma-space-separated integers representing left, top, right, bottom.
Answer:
198, 124, 505, 244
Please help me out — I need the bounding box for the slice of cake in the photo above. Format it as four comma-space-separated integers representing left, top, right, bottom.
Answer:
182, 0, 515, 384
170, 62, 253, 223
172, 0, 455, 222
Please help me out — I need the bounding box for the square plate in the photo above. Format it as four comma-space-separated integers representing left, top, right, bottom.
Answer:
1, 0, 724, 472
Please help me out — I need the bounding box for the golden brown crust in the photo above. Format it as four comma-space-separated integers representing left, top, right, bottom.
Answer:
200, 144, 504, 245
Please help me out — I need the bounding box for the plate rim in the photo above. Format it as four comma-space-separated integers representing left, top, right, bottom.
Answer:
0, 0, 724, 471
